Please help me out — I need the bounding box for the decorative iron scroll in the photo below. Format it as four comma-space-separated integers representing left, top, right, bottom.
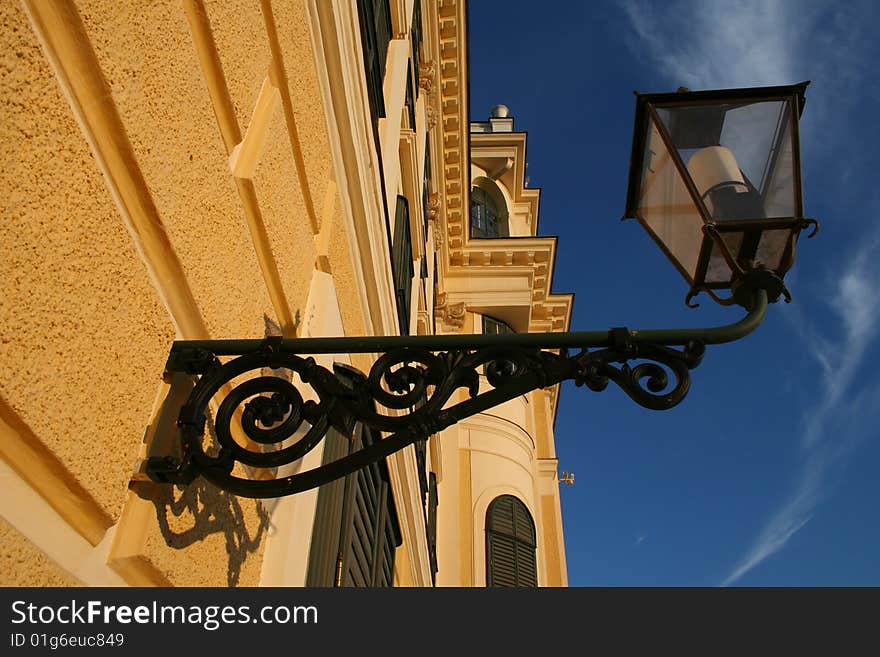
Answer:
144, 332, 705, 499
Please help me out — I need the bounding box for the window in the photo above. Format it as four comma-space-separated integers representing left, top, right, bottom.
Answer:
307, 365, 402, 587
404, 61, 416, 130
482, 317, 515, 374
356, 0, 392, 132
483, 315, 515, 336
392, 196, 414, 336
486, 495, 537, 587
470, 186, 506, 238
411, 0, 423, 90
423, 141, 432, 233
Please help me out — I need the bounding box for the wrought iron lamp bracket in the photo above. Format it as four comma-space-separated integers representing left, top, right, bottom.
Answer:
141, 281, 773, 499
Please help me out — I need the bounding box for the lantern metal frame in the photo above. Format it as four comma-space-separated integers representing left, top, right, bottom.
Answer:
623, 82, 819, 307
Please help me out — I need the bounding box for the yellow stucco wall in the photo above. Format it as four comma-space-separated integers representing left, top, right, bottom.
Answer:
79, 0, 276, 338
0, 0, 341, 586
0, 517, 82, 587
139, 481, 269, 587
1, 0, 175, 521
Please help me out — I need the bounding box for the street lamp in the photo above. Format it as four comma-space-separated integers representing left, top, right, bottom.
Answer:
624, 82, 818, 307
140, 83, 818, 499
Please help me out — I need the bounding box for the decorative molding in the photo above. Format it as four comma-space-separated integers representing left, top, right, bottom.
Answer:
434, 291, 466, 330
418, 60, 436, 95
427, 192, 441, 221
0, 396, 113, 547
428, 192, 442, 248
183, 0, 297, 337
432, 218, 444, 248
416, 309, 431, 336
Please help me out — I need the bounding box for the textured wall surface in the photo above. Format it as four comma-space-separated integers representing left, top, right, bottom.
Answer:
0, 0, 175, 521
78, 0, 274, 339
0, 518, 81, 587
141, 479, 269, 587
1, 0, 335, 585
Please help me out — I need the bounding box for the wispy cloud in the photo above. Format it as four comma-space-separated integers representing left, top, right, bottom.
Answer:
634, 535, 646, 547
621, 0, 880, 585
721, 235, 880, 585
622, 0, 798, 89
621, 0, 879, 151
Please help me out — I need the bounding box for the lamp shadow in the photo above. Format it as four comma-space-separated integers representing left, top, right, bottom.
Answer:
152, 480, 270, 587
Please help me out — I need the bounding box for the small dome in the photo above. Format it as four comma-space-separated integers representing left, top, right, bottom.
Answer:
490, 104, 510, 118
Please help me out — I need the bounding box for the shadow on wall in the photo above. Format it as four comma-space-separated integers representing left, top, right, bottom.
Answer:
143, 322, 286, 586
152, 481, 270, 587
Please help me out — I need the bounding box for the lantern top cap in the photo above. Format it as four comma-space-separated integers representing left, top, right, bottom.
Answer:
632, 81, 810, 115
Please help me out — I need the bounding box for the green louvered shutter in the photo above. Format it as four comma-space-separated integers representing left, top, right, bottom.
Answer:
306, 365, 402, 587
486, 495, 537, 587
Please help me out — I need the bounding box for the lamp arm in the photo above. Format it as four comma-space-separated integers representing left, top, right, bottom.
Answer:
140, 287, 770, 498
633, 287, 768, 346
166, 288, 767, 356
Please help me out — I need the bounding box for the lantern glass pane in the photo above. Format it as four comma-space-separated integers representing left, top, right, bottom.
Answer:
656, 100, 796, 222
705, 232, 743, 284
756, 228, 793, 271
635, 117, 706, 279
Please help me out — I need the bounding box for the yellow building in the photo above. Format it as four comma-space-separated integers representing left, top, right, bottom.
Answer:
1, 0, 572, 587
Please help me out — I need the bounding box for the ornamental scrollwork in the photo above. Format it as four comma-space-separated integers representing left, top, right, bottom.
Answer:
144, 331, 706, 498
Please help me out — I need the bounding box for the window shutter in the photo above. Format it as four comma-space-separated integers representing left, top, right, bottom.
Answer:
356, 0, 391, 130
488, 534, 518, 587
423, 141, 432, 235
486, 495, 537, 587
404, 62, 416, 130
340, 424, 401, 587
306, 365, 401, 588
392, 195, 413, 336
427, 472, 439, 582
411, 0, 422, 89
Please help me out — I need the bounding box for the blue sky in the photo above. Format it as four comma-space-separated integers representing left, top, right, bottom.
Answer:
468, 0, 880, 585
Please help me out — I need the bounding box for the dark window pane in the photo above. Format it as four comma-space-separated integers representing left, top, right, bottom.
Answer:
483, 315, 514, 335
411, 0, 422, 90
470, 186, 504, 238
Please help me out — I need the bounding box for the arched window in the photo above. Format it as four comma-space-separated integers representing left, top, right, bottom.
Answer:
486, 495, 537, 587
470, 185, 508, 238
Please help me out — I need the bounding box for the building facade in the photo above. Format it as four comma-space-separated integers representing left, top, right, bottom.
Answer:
0, 0, 571, 587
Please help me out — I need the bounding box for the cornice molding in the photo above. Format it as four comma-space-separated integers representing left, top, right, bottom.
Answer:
435, 0, 469, 269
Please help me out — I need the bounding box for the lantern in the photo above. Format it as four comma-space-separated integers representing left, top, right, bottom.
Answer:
624, 82, 816, 305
